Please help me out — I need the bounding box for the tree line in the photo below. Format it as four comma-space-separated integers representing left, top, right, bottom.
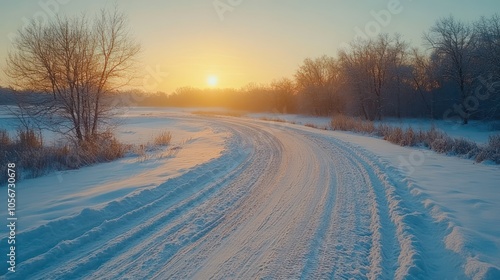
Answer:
4, 12, 500, 144
139, 14, 500, 123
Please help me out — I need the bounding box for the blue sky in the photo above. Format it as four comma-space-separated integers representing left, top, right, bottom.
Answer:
1, 0, 499, 92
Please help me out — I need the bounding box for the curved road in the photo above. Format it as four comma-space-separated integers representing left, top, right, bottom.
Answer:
5, 116, 462, 279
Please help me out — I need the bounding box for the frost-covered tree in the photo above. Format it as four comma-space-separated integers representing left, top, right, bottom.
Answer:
475, 14, 500, 119
339, 34, 409, 120
408, 48, 441, 118
338, 40, 373, 119
270, 78, 297, 113
5, 9, 140, 142
476, 14, 500, 80
295, 55, 344, 115
425, 16, 477, 124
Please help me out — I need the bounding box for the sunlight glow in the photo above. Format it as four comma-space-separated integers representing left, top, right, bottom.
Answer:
207, 75, 218, 87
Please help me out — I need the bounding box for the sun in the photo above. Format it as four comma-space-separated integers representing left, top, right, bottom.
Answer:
207, 75, 218, 87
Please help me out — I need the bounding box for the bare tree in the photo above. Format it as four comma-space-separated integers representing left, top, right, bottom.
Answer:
409, 48, 446, 118
295, 55, 344, 115
425, 16, 477, 124
475, 14, 500, 119
338, 40, 374, 119
339, 34, 409, 120
5, 9, 140, 143
270, 77, 296, 113
386, 34, 409, 119
476, 14, 500, 80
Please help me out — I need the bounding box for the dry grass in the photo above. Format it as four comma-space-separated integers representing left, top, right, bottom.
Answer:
0, 129, 131, 182
0, 129, 11, 146
0, 127, 180, 184
489, 134, 500, 151
304, 123, 328, 130
452, 138, 479, 157
476, 135, 500, 163
330, 115, 500, 164
331, 115, 375, 134
153, 130, 172, 146
77, 132, 129, 164
18, 129, 43, 148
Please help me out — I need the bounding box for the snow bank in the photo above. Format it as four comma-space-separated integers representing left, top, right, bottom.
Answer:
0, 108, 229, 232
325, 129, 500, 279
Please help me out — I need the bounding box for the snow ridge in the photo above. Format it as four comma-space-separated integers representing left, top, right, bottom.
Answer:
336, 139, 468, 279
1, 123, 251, 279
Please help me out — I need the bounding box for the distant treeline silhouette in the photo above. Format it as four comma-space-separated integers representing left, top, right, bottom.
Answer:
136, 15, 500, 123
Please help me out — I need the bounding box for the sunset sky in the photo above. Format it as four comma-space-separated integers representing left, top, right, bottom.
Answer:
1, 0, 499, 93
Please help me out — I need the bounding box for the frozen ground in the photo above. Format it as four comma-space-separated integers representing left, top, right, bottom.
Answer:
0, 107, 499, 279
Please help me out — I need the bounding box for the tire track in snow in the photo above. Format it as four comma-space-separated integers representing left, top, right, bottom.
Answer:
152, 119, 397, 279
3, 116, 462, 279
320, 132, 465, 279
5, 121, 253, 279
87, 120, 283, 280
297, 134, 395, 280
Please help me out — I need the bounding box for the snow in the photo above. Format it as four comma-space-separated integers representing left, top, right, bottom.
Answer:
0, 105, 60, 143
248, 112, 499, 144
316, 128, 500, 279
0, 106, 29, 134
0, 107, 499, 279
4, 109, 228, 233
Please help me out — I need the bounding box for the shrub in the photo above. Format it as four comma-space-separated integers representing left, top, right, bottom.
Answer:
0, 127, 161, 184
430, 136, 454, 154
422, 127, 447, 148
359, 120, 376, 134
331, 116, 500, 164
100, 136, 127, 161
0, 129, 11, 146
78, 132, 128, 164
154, 130, 172, 146
331, 115, 350, 131
475, 148, 490, 163
18, 148, 50, 178
476, 134, 500, 163
17, 129, 42, 149
376, 124, 392, 138
402, 127, 417, 147
0, 129, 45, 179
331, 115, 376, 134
48, 145, 76, 169
451, 138, 478, 157
384, 127, 403, 145
488, 134, 500, 152
415, 129, 427, 144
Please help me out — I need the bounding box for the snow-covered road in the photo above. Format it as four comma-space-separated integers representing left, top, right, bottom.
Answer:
1, 114, 498, 279
151, 118, 458, 280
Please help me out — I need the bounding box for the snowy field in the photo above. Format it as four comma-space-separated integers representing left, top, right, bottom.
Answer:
0, 107, 499, 279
